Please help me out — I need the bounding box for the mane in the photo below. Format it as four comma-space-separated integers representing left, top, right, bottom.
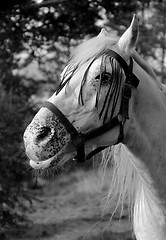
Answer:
101, 144, 160, 223
69, 36, 118, 66
132, 51, 163, 91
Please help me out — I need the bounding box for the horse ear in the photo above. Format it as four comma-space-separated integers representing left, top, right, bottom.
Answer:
97, 28, 109, 37
118, 14, 139, 53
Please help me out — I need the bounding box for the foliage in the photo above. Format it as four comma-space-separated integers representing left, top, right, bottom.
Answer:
0, 0, 166, 238
0, 82, 35, 237
149, 0, 166, 82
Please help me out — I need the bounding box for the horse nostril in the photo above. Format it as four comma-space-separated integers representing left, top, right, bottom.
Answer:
36, 126, 53, 143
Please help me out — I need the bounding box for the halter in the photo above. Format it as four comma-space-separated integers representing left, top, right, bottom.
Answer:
42, 50, 140, 163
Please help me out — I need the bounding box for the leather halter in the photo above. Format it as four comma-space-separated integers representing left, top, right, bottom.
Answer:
42, 50, 140, 163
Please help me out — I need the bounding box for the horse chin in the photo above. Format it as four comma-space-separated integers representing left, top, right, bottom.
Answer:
29, 152, 75, 181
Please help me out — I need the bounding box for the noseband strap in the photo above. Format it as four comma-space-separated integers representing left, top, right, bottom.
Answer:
42, 101, 85, 162
43, 50, 140, 163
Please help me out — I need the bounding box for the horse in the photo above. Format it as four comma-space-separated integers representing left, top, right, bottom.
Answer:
23, 15, 166, 240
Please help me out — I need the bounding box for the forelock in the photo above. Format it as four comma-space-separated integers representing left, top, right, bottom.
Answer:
69, 36, 118, 66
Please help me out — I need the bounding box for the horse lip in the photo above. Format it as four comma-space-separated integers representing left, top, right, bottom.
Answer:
30, 156, 55, 169
27, 140, 75, 169
29, 152, 75, 169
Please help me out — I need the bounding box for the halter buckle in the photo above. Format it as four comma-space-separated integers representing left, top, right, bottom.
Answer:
123, 83, 132, 100
72, 133, 85, 163
120, 83, 132, 119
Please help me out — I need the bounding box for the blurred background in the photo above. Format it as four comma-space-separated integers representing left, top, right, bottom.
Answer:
0, 0, 166, 239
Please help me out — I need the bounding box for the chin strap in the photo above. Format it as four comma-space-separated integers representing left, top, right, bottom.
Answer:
79, 116, 125, 162
80, 121, 125, 162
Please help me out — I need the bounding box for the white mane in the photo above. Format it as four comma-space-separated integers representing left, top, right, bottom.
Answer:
101, 144, 160, 223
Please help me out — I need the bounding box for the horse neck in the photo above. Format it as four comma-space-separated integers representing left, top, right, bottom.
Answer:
124, 62, 166, 239
125, 61, 166, 203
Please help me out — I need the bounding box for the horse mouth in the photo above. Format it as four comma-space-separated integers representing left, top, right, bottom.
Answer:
28, 150, 75, 170
29, 155, 56, 169
29, 152, 76, 181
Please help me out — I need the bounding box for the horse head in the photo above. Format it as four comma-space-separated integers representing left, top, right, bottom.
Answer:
23, 15, 139, 178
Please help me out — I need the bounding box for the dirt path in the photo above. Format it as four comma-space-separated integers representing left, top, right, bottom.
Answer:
12, 169, 134, 240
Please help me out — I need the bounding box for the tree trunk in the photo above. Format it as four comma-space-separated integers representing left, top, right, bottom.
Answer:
160, 2, 166, 84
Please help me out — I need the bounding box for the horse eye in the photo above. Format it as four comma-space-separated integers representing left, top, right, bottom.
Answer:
101, 72, 111, 85
95, 72, 111, 86
95, 74, 100, 80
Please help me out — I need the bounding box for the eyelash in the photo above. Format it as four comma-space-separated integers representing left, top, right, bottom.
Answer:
95, 72, 112, 85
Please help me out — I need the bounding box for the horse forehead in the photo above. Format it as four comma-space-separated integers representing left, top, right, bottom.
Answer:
81, 56, 111, 79
74, 57, 103, 78
88, 57, 102, 73
62, 58, 103, 88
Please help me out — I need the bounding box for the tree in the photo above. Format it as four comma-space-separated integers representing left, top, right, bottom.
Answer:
0, 82, 35, 237
2, 0, 165, 237
0, 1, 101, 237
151, 0, 166, 83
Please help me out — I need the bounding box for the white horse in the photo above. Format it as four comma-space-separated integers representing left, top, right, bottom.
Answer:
23, 15, 166, 240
